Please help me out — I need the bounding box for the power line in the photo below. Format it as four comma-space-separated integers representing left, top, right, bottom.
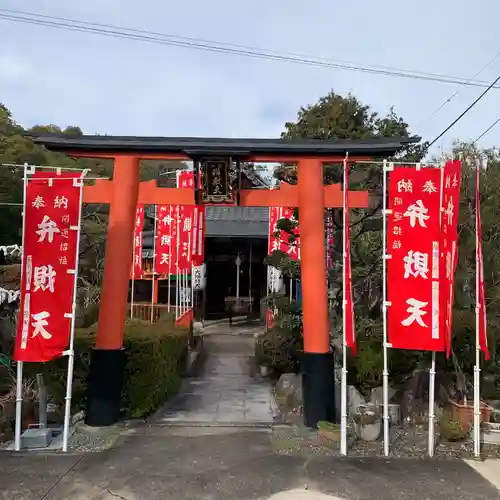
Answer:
1, 8, 500, 90
418, 50, 500, 127
473, 117, 500, 144
428, 73, 500, 148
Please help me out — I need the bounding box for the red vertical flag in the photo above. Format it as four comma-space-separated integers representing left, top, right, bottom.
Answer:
176, 170, 205, 267
476, 165, 489, 359
155, 205, 174, 274
440, 160, 462, 357
177, 205, 193, 272
191, 206, 205, 267
14, 173, 82, 362
387, 167, 443, 352
325, 209, 335, 270
343, 162, 356, 352
133, 205, 144, 278
268, 207, 300, 260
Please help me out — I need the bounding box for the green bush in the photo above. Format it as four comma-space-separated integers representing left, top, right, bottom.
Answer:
255, 324, 303, 374
24, 319, 188, 419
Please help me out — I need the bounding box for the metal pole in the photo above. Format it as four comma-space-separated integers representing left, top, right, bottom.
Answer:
474, 161, 481, 458
188, 221, 192, 312
236, 252, 240, 299
130, 227, 136, 320
249, 242, 252, 304
382, 159, 391, 457
428, 162, 444, 457
63, 174, 85, 452
151, 205, 157, 324
341, 156, 348, 456
15, 162, 31, 452
176, 206, 180, 319
167, 205, 172, 313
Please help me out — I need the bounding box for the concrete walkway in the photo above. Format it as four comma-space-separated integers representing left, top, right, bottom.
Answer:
155, 323, 280, 426
1, 428, 499, 499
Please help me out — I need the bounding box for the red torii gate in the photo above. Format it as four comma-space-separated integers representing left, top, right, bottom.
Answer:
30, 134, 416, 429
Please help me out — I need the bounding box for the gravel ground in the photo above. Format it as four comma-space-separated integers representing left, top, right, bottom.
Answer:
273, 405, 500, 460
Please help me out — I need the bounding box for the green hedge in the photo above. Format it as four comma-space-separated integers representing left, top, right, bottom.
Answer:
24, 316, 188, 419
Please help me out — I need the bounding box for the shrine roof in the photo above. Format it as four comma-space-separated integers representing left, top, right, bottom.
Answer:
205, 206, 269, 238
28, 133, 419, 157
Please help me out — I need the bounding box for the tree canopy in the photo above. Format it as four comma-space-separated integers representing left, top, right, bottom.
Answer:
266, 90, 500, 395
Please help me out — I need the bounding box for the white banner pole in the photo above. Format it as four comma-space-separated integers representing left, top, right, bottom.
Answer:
151, 205, 157, 324
14, 162, 32, 452
167, 205, 172, 313
176, 206, 180, 319
188, 220, 192, 313
340, 156, 348, 456
428, 162, 443, 457
474, 160, 481, 458
130, 229, 136, 320
382, 159, 391, 457
62, 172, 87, 452
249, 242, 252, 306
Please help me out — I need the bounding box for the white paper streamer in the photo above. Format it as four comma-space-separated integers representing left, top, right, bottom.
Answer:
0, 287, 20, 305
0, 245, 22, 257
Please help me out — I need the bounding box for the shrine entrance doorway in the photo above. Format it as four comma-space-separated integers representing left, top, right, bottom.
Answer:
29, 133, 415, 430
205, 236, 268, 321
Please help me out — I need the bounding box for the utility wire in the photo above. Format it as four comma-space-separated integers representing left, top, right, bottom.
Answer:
1, 8, 500, 90
473, 117, 500, 144
418, 50, 500, 127
428, 74, 500, 148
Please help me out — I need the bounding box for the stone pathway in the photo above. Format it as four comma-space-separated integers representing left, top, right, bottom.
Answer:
155, 322, 280, 426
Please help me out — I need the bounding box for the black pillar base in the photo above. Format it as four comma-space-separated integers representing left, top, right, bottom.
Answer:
85, 348, 125, 427
301, 352, 336, 428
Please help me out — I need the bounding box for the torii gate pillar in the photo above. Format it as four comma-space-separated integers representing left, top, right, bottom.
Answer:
297, 159, 334, 426
86, 156, 140, 426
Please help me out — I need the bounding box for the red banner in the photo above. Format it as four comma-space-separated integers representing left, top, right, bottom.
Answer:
155, 204, 175, 274
14, 173, 82, 362
343, 162, 356, 353
440, 160, 461, 357
325, 209, 335, 269
176, 205, 193, 273
268, 207, 300, 260
176, 170, 205, 267
133, 205, 144, 278
476, 165, 489, 359
177, 170, 194, 188
387, 167, 443, 352
192, 206, 205, 266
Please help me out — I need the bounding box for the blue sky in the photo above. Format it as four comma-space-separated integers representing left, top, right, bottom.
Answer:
0, 0, 499, 158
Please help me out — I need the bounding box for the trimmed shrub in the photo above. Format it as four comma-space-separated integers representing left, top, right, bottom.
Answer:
24, 319, 188, 419
255, 325, 303, 375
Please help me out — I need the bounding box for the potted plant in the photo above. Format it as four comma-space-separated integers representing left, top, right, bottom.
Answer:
439, 410, 469, 442
317, 420, 341, 445
449, 396, 493, 433
354, 404, 381, 441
